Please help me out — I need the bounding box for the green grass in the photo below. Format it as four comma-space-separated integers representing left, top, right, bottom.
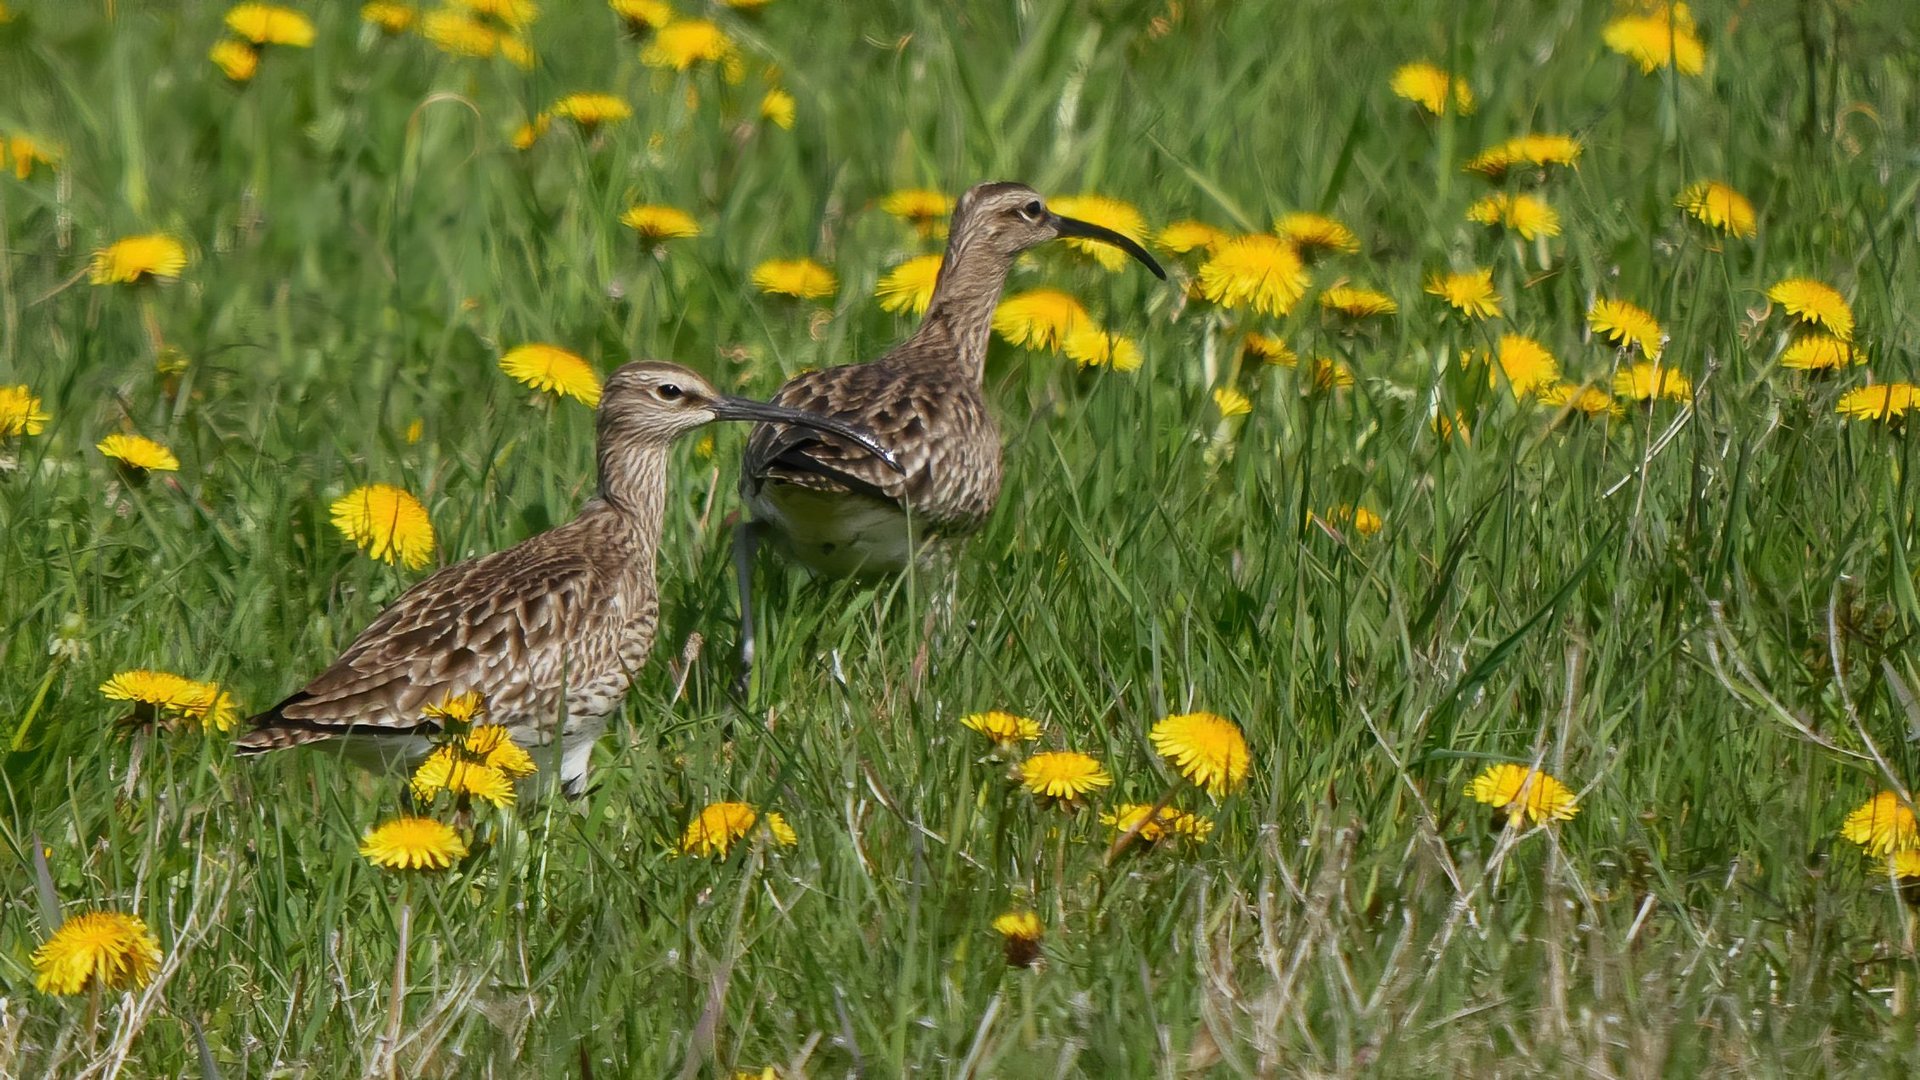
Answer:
4, 0, 1920, 1074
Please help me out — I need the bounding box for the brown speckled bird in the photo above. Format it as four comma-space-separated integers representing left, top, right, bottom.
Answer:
734, 181, 1165, 678
235, 362, 898, 794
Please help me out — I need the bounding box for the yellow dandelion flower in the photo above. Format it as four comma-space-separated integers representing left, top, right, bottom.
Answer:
992, 910, 1043, 967
620, 204, 701, 243
751, 258, 837, 301
1390, 61, 1474, 115
1894, 850, 1920, 880
1100, 803, 1213, 844
456, 0, 538, 26
100, 669, 239, 731
1467, 193, 1561, 240
641, 18, 738, 72
361, 3, 418, 33
1768, 278, 1853, 341
1048, 194, 1149, 271
1538, 382, 1623, 417
680, 801, 798, 857
472, 0, 540, 25
876, 254, 943, 316
1588, 297, 1664, 360
1, 385, 50, 437
1018, 750, 1112, 801
1425, 268, 1501, 319
32, 911, 162, 996
1467, 763, 1579, 827
1484, 334, 1561, 397
1677, 180, 1756, 238
6, 134, 61, 181
410, 753, 516, 807
1197, 235, 1310, 315
1780, 334, 1858, 371
97, 433, 180, 473
511, 113, 552, 150
1275, 212, 1359, 256
500, 343, 603, 405
960, 710, 1042, 747
1836, 383, 1918, 423
1243, 332, 1296, 366
760, 88, 795, 129
610, 0, 673, 33
1320, 283, 1398, 318
1604, 8, 1706, 76
1432, 410, 1472, 444
1148, 712, 1250, 797
404, 417, 424, 443
420, 9, 502, 57
331, 483, 435, 569
421, 689, 487, 725
1213, 386, 1252, 418
89, 234, 188, 285
210, 40, 259, 82
1061, 326, 1142, 372
993, 289, 1090, 351
360, 816, 468, 871
879, 188, 954, 237
550, 92, 632, 131
1843, 791, 1920, 857
1466, 133, 1582, 178
497, 32, 534, 68
992, 910, 1042, 941
1308, 357, 1355, 391
1319, 504, 1385, 537
1613, 361, 1692, 403
225, 3, 316, 47
461, 725, 536, 776
1157, 220, 1227, 254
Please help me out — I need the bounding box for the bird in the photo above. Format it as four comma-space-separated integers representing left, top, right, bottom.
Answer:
733, 181, 1165, 681
235, 361, 900, 795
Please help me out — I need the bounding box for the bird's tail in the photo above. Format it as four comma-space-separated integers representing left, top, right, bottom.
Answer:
232, 692, 337, 755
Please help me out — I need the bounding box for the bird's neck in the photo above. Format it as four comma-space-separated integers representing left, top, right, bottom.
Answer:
906, 243, 1016, 382
592, 439, 671, 556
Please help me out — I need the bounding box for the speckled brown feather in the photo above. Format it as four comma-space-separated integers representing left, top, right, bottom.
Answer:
744, 354, 1002, 534
235, 511, 654, 752
741, 183, 1041, 546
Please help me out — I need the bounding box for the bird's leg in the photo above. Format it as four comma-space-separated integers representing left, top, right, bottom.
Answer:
732, 519, 762, 699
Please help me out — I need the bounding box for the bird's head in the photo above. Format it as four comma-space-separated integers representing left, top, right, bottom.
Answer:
597, 361, 902, 470
946, 181, 1166, 279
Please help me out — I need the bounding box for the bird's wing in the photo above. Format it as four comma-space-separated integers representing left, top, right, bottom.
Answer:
743, 362, 997, 525
238, 530, 626, 750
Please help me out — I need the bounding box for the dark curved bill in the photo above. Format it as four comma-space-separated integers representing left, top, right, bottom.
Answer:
1052, 214, 1167, 280
710, 397, 905, 474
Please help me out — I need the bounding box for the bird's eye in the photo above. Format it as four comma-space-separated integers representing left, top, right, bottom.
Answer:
1020, 199, 1045, 221
657, 383, 683, 401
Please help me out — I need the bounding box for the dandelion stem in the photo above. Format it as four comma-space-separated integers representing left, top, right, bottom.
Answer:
378, 884, 413, 1077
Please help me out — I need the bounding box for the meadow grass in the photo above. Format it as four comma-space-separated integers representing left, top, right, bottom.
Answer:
3, 0, 1920, 1075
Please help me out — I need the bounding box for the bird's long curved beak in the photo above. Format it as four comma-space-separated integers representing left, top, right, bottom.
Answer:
710, 397, 905, 474
1052, 214, 1167, 280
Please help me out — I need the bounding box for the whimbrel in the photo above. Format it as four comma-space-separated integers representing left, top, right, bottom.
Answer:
236, 361, 899, 794
734, 181, 1165, 679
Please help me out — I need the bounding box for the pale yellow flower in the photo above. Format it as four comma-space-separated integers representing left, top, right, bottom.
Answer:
1677, 180, 1756, 238
1390, 61, 1474, 115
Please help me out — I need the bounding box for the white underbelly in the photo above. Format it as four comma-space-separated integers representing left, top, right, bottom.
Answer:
751, 483, 914, 576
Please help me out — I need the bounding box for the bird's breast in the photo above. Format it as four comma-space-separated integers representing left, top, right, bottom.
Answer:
750, 483, 916, 577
